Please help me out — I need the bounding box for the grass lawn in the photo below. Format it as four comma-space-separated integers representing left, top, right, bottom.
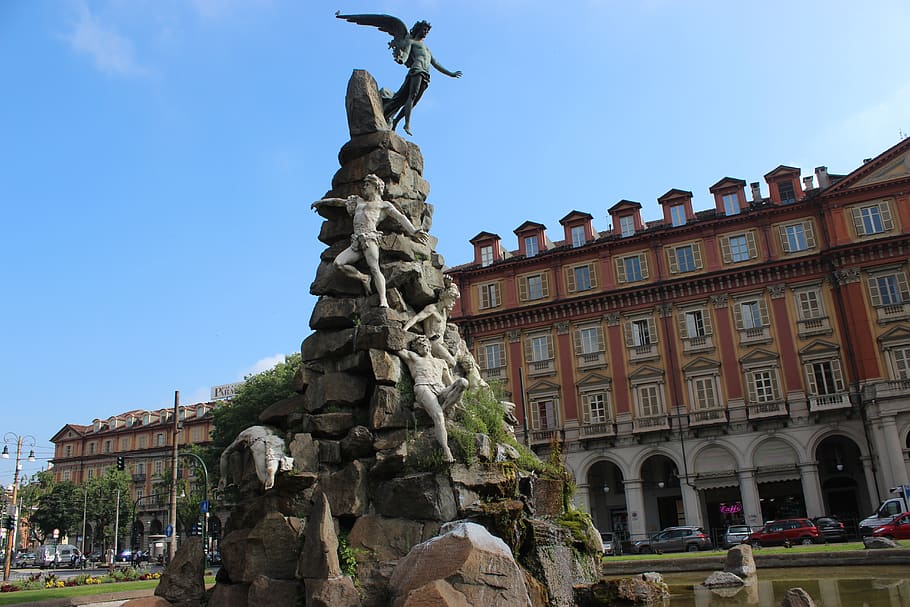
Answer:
603, 539, 910, 562
0, 576, 216, 606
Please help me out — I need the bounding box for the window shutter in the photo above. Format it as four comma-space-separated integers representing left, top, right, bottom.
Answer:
804, 364, 818, 395
624, 320, 634, 346
720, 236, 732, 263
615, 258, 626, 283
693, 242, 703, 269
771, 371, 781, 400
851, 207, 865, 236
778, 226, 791, 253
589, 263, 598, 288
573, 328, 583, 355
476, 345, 487, 370
677, 312, 689, 339
523, 336, 533, 362
868, 276, 882, 306
492, 283, 501, 307
881, 202, 894, 231
746, 373, 757, 403
758, 298, 770, 326
541, 273, 550, 297
518, 276, 529, 302
647, 317, 658, 343
733, 302, 744, 329
596, 325, 605, 351
832, 359, 845, 391
529, 401, 541, 430
667, 248, 679, 274
640, 255, 650, 280
580, 394, 591, 425
479, 285, 490, 309
546, 333, 554, 358
703, 310, 714, 335
898, 272, 910, 302
745, 232, 757, 259
566, 267, 577, 293
804, 222, 816, 249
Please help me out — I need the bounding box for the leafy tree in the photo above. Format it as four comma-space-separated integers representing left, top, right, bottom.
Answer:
30, 477, 82, 543
83, 467, 132, 552
208, 353, 301, 482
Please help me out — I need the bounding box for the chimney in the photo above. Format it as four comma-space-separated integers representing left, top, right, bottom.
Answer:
815, 166, 830, 189
802, 175, 814, 191
863, 158, 872, 164
750, 182, 762, 202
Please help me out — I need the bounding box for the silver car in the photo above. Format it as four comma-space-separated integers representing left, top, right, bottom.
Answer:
723, 524, 755, 548
632, 526, 713, 553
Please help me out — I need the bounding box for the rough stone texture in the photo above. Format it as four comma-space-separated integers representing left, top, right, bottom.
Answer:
370, 385, 412, 430
338, 130, 409, 166
305, 412, 356, 436
349, 515, 438, 563
369, 348, 402, 385
523, 519, 600, 607
532, 478, 565, 517
575, 575, 670, 607
450, 463, 518, 500
289, 433, 318, 474
304, 373, 368, 411
703, 570, 744, 588
373, 472, 457, 521
780, 587, 818, 607
301, 328, 355, 361
319, 459, 369, 517
208, 582, 250, 607
221, 513, 300, 583
345, 69, 386, 136
385, 261, 444, 307
248, 575, 302, 607
399, 579, 471, 607
305, 576, 362, 607
724, 543, 756, 578
864, 536, 900, 549
258, 394, 306, 427
310, 297, 360, 330
299, 490, 341, 579
389, 522, 531, 607
317, 439, 341, 463
341, 426, 375, 460
154, 537, 206, 607
121, 598, 174, 607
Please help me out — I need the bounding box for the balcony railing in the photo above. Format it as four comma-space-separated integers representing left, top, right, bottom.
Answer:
481, 366, 506, 381
739, 326, 772, 345
576, 351, 606, 370
807, 392, 851, 412
629, 343, 659, 363
632, 414, 669, 433
797, 316, 831, 337
580, 421, 615, 438
528, 359, 555, 377
747, 400, 788, 420
874, 379, 910, 399
689, 407, 727, 426
132, 473, 146, 483
682, 334, 714, 354
876, 302, 910, 323
529, 429, 557, 445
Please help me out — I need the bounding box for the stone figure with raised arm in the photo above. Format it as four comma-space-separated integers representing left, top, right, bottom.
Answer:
402, 275, 460, 366
218, 425, 294, 491
336, 13, 462, 135
397, 335, 469, 463
312, 173, 428, 308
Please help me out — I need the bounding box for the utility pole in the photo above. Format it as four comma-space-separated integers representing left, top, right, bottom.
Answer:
168, 391, 179, 563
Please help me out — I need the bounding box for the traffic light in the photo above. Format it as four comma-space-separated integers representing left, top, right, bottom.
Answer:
2, 515, 14, 531
191, 522, 201, 536
117, 456, 125, 471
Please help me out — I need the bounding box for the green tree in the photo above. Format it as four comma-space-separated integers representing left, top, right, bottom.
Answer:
29, 474, 82, 543
83, 467, 131, 552
208, 353, 301, 482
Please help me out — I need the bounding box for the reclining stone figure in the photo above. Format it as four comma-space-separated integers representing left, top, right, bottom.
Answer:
218, 425, 293, 491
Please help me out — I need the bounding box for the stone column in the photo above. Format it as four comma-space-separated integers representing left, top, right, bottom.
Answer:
798, 462, 824, 518
861, 456, 881, 507
623, 479, 647, 541
736, 469, 763, 527
680, 477, 703, 527
882, 416, 909, 486
575, 483, 591, 515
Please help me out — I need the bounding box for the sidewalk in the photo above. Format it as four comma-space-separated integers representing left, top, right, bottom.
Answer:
9, 588, 155, 607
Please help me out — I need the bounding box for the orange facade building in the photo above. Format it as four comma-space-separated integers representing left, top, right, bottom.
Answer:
448, 138, 910, 542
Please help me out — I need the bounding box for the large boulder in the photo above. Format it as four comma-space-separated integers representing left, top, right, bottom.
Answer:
703, 571, 744, 588
221, 513, 300, 583
389, 522, 531, 607
575, 574, 670, 607
780, 587, 817, 607
863, 535, 900, 549
154, 537, 206, 607
298, 490, 341, 579
723, 543, 756, 578
248, 575, 302, 607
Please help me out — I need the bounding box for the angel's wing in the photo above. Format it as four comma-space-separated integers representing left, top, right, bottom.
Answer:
335, 13, 409, 40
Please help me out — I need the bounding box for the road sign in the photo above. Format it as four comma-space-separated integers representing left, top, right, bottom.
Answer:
200, 500, 209, 513
165, 524, 173, 538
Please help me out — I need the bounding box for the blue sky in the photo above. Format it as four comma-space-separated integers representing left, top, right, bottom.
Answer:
2, 0, 909, 485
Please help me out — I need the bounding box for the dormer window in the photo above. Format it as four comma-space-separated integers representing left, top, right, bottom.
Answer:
480, 245, 493, 267
525, 236, 539, 257
619, 216, 635, 237
723, 193, 740, 216
777, 181, 796, 204
670, 205, 686, 227
571, 225, 586, 247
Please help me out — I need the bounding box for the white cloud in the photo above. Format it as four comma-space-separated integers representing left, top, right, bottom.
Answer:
64, 1, 147, 77
179, 386, 212, 405
241, 353, 287, 378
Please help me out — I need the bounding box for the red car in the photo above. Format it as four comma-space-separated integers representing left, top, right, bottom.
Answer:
744, 518, 822, 547
871, 511, 910, 540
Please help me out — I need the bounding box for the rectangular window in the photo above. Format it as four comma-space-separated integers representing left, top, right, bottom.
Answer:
104, 440, 112, 454
154, 460, 163, 475
670, 204, 686, 227
566, 263, 596, 293
667, 243, 703, 274
137, 462, 145, 474
156, 433, 165, 447
869, 273, 910, 306
852, 202, 894, 236
120, 437, 130, 450
796, 289, 823, 319
720, 232, 757, 263
637, 385, 662, 417
626, 318, 655, 346
138, 435, 147, 449
531, 335, 551, 361
748, 369, 780, 403
480, 245, 493, 267
63, 470, 70, 481
616, 254, 648, 283
576, 325, 605, 354
806, 360, 845, 396
87, 468, 94, 479
741, 301, 762, 329
530, 399, 558, 430
65, 445, 72, 457
683, 309, 709, 338
192, 427, 202, 442
525, 236, 539, 257
581, 392, 608, 424
478, 342, 505, 370
479, 282, 501, 309
892, 347, 910, 380
779, 221, 816, 253
619, 215, 635, 237
89, 443, 95, 455
692, 377, 718, 410
723, 193, 740, 216
518, 273, 550, 301
778, 181, 796, 204
571, 225, 586, 247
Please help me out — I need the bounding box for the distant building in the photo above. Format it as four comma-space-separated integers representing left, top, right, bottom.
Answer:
448, 138, 910, 542
50, 402, 220, 554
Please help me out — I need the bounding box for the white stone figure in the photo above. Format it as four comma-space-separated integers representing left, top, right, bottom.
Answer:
312, 174, 428, 308
402, 275, 460, 366
218, 425, 294, 491
397, 335, 469, 463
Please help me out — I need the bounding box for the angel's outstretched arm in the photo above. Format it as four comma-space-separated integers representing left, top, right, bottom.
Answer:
430, 56, 462, 78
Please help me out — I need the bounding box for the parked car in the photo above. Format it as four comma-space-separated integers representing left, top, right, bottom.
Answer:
13, 552, 36, 568
812, 516, 848, 542
600, 532, 622, 556
631, 526, 713, 554
871, 511, 910, 540
723, 525, 755, 548
745, 518, 822, 547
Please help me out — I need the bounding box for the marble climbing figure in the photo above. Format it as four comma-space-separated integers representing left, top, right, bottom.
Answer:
396, 335, 469, 463
336, 13, 462, 135
402, 275, 460, 366
312, 173, 428, 308
218, 425, 293, 491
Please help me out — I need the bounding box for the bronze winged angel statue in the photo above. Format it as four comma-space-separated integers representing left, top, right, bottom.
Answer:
336, 12, 462, 135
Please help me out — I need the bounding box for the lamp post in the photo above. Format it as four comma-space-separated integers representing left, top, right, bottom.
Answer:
179, 451, 209, 567
2, 433, 36, 581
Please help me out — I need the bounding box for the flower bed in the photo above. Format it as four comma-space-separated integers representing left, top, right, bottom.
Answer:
0, 570, 161, 593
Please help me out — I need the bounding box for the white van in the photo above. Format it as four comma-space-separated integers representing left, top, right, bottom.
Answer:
36, 544, 82, 568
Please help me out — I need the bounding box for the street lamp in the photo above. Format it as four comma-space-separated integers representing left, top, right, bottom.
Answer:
179, 452, 210, 567
2, 433, 36, 581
